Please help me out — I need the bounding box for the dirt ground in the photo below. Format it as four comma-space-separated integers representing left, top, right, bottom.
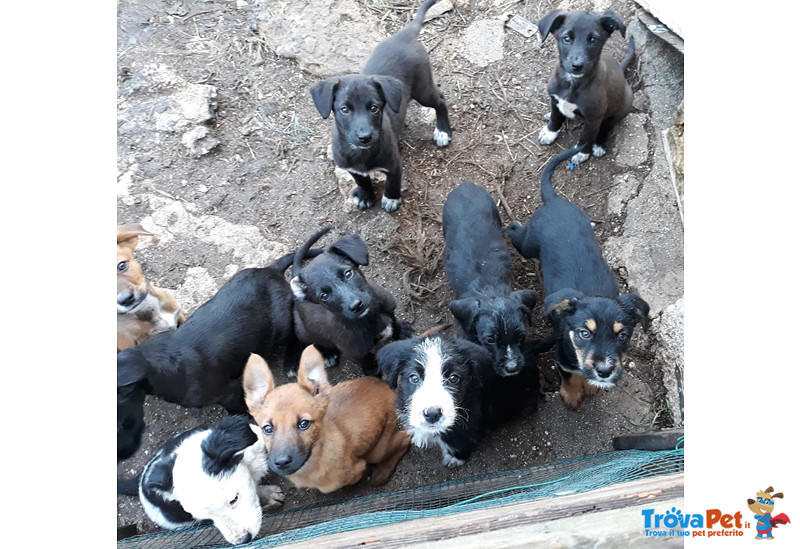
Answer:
117, 0, 681, 539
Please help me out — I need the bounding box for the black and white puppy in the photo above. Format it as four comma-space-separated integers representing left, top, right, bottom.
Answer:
377, 334, 491, 467
442, 181, 540, 425
117, 248, 319, 461
288, 227, 414, 376
505, 146, 650, 410
537, 9, 635, 165
309, 0, 451, 212
118, 415, 283, 546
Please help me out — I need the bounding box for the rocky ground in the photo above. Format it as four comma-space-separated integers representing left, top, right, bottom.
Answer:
116, 0, 684, 540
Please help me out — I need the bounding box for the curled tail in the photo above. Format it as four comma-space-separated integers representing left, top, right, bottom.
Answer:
540, 146, 583, 203
290, 227, 332, 277
405, 0, 439, 38
620, 35, 635, 72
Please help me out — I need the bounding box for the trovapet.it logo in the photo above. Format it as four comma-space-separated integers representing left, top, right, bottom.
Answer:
642, 507, 746, 539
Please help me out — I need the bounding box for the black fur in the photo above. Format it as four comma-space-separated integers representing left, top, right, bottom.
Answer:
505, 147, 649, 405
201, 415, 259, 477
377, 335, 490, 466
442, 181, 539, 425
117, 249, 319, 461
309, 0, 451, 212
288, 228, 414, 377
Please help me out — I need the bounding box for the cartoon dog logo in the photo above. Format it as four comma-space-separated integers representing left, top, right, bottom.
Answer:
747, 486, 791, 539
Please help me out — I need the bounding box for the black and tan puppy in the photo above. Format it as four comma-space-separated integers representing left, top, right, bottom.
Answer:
442, 181, 539, 425
310, 0, 451, 212
117, 247, 320, 461
244, 346, 410, 493
537, 9, 635, 165
505, 146, 649, 410
288, 227, 413, 377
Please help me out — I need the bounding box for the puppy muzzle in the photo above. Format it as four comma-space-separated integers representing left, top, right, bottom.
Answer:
117, 288, 148, 313
585, 358, 621, 388
268, 448, 308, 476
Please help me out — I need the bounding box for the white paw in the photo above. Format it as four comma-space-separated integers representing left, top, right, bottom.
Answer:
442, 452, 465, 468
433, 128, 451, 147
323, 354, 339, 368
381, 196, 402, 212
352, 194, 373, 210
538, 126, 559, 145
258, 484, 284, 509
592, 144, 606, 157
571, 151, 590, 165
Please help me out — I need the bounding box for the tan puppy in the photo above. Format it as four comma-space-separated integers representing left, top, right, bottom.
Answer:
243, 346, 410, 494
117, 224, 185, 352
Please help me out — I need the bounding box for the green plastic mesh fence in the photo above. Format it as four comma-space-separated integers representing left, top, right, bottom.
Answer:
118, 445, 684, 549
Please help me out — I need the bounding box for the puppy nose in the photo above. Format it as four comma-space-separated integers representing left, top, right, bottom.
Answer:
596, 363, 615, 378
423, 407, 442, 424
118, 291, 136, 307
272, 454, 293, 468
349, 299, 364, 314
237, 534, 253, 545
357, 133, 372, 144
571, 62, 584, 72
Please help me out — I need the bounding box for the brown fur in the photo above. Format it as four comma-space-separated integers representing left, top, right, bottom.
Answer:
243, 346, 410, 494
559, 370, 599, 410
117, 224, 185, 352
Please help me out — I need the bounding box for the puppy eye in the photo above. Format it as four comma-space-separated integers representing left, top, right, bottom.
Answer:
485, 336, 496, 344
343, 269, 353, 280
578, 329, 592, 340
339, 105, 350, 114
117, 261, 128, 273
588, 35, 598, 44
562, 34, 572, 43
369, 104, 379, 113
320, 292, 329, 302
448, 374, 461, 384
229, 493, 239, 506
409, 373, 420, 384
617, 332, 629, 342
298, 419, 311, 430
262, 424, 274, 435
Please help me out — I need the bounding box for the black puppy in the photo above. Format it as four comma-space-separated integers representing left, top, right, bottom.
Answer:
537, 9, 635, 165
117, 248, 320, 461
309, 0, 451, 212
506, 146, 649, 410
377, 334, 490, 467
442, 181, 539, 425
288, 227, 413, 377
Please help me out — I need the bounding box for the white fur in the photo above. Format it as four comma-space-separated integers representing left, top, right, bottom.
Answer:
407, 339, 457, 434
437, 438, 465, 468
500, 345, 517, 376
381, 196, 402, 212
553, 94, 580, 120
433, 127, 451, 147
571, 151, 590, 165
289, 276, 306, 300
352, 194, 374, 209
144, 427, 282, 545
538, 126, 560, 145
592, 144, 606, 157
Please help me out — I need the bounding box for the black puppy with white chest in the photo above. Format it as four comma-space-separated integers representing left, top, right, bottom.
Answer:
537, 9, 635, 166
310, 0, 451, 212
505, 146, 649, 410
442, 181, 539, 425
288, 227, 413, 376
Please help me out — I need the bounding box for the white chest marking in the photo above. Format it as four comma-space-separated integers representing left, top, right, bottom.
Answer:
553, 95, 579, 120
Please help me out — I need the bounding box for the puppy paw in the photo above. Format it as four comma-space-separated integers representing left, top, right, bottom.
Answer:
433, 127, 451, 147
351, 188, 374, 210
381, 195, 402, 212
442, 452, 465, 468
322, 353, 340, 369
570, 151, 590, 165
538, 126, 559, 145
258, 484, 285, 510
592, 144, 606, 157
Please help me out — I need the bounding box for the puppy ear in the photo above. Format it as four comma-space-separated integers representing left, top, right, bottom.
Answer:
371, 75, 404, 114
202, 415, 256, 475
243, 353, 275, 413
616, 293, 650, 329
538, 9, 567, 42
309, 78, 339, 119
511, 289, 537, 321
542, 288, 584, 317
117, 349, 149, 387
117, 224, 154, 250
773, 492, 784, 499
329, 234, 369, 266
297, 346, 330, 396
599, 10, 626, 37
376, 338, 415, 389
290, 275, 309, 301
449, 298, 479, 333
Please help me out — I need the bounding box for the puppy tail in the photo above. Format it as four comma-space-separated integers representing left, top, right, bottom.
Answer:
406, 0, 439, 37
540, 146, 583, 203
271, 247, 324, 274
620, 35, 635, 73
117, 476, 140, 496
290, 227, 332, 276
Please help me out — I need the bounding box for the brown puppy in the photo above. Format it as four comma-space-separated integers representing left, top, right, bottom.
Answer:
117, 224, 185, 352
243, 345, 410, 494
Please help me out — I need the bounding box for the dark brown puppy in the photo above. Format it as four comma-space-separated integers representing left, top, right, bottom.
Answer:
537, 10, 635, 165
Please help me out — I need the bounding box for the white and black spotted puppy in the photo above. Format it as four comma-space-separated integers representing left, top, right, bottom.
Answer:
118, 415, 284, 546
377, 334, 491, 467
